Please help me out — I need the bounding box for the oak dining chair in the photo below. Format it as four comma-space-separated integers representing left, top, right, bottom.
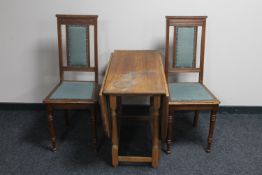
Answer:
43, 14, 99, 151
164, 16, 220, 154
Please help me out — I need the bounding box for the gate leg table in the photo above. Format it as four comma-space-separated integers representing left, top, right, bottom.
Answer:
100, 50, 168, 168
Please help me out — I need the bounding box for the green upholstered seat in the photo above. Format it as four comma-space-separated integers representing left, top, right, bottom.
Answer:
50, 81, 95, 100
67, 25, 88, 66
169, 83, 214, 101
175, 27, 196, 68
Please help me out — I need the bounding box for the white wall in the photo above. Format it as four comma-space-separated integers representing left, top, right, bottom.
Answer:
0, 0, 262, 105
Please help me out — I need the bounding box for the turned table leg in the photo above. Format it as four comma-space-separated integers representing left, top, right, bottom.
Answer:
110, 96, 119, 167
151, 96, 161, 168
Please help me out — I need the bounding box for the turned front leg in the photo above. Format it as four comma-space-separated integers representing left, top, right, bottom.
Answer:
110, 96, 119, 167
206, 110, 217, 153
151, 96, 161, 168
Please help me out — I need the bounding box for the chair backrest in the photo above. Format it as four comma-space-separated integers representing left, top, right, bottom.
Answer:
165, 16, 207, 83
56, 14, 99, 83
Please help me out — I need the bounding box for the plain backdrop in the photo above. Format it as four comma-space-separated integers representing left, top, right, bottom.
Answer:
0, 0, 262, 105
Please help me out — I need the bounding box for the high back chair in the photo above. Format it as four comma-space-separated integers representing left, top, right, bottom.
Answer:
165, 16, 220, 154
43, 15, 99, 151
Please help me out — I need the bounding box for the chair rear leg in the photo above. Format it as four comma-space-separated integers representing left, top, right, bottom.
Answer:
47, 106, 57, 152
206, 110, 217, 153
65, 110, 70, 127
193, 110, 200, 127
166, 111, 173, 154
90, 107, 97, 151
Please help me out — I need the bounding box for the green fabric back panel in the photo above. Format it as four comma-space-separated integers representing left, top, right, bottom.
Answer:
175, 27, 195, 68
50, 82, 95, 100
68, 25, 88, 66
169, 83, 214, 101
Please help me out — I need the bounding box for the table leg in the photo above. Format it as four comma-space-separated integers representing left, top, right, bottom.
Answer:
117, 96, 122, 140
151, 96, 161, 168
110, 96, 119, 167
